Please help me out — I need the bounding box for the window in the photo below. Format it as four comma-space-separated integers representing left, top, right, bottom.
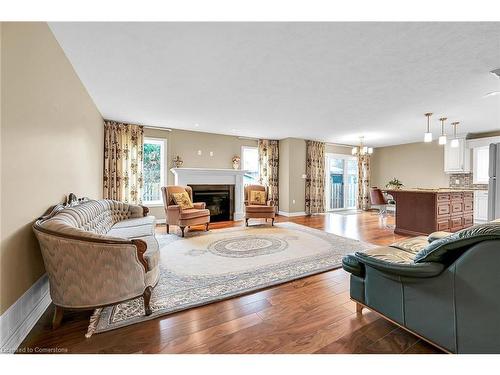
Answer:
473, 146, 489, 184
142, 138, 166, 205
241, 146, 259, 185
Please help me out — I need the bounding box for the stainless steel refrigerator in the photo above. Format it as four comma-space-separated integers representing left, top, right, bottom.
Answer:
488, 143, 500, 221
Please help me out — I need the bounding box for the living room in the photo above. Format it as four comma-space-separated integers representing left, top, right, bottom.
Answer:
2, 1, 500, 371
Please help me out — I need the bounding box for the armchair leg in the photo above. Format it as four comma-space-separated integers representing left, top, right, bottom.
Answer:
52, 305, 64, 329
143, 286, 153, 316
245, 218, 249, 227
271, 218, 275, 226
166, 224, 170, 234
356, 302, 364, 314
180, 226, 185, 237
205, 222, 209, 231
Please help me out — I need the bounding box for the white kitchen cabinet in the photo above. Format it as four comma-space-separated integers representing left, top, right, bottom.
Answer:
474, 190, 488, 223
444, 136, 470, 173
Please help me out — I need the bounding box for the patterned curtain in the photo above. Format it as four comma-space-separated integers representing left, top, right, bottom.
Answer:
357, 154, 371, 210
103, 120, 144, 204
305, 140, 326, 215
258, 139, 279, 210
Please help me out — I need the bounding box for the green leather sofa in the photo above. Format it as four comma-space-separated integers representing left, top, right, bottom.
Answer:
342, 219, 500, 354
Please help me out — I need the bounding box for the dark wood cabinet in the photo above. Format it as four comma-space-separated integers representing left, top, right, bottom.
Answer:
387, 189, 474, 236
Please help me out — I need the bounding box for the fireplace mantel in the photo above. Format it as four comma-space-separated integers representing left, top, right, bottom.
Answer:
170, 168, 248, 221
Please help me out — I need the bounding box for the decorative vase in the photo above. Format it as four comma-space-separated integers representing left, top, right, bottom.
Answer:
232, 156, 240, 170
173, 155, 183, 168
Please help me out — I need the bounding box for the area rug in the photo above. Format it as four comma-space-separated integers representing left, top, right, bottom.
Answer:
86, 221, 374, 336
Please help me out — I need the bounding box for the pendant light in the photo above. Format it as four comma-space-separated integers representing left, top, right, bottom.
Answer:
438, 117, 447, 145
450, 122, 460, 148
424, 112, 433, 143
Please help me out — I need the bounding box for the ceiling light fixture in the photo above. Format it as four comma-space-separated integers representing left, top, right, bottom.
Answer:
450, 122, 460, 148
438, 117, 448, 145
484, 91, 500, 97
351, 136, 373, 156
490, 68, 500, 78
424, 112, 433, 143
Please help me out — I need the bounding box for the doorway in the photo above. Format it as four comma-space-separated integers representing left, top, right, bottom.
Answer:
325, 153, 358, 211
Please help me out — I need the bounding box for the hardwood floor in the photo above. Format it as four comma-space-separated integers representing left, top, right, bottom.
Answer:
19, 211, 443, 354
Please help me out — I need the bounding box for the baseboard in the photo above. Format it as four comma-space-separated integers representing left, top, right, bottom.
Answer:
277, 211, 307, 217
0, 274, 51, 353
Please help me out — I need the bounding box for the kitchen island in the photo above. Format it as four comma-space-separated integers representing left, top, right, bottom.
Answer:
386, 189, 474, 236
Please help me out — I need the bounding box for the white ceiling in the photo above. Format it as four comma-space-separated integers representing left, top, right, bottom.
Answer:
49, 22, 500, 147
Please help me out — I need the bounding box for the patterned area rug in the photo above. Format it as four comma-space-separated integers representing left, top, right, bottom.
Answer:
87, 222, 374, 336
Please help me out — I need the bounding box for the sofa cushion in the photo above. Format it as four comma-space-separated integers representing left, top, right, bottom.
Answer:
345, 236, 444, 278
179, 208, 210, 219
245, 205, 275, 213
353, 247, 444, 278
389, 236, 429, 254
356, 246, 417, 265
107, 216, 155, 239
414, 222, 500, 263
427, 231, 452, 243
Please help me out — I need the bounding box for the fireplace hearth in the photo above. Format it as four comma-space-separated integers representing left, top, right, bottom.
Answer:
189, 184, 235, 222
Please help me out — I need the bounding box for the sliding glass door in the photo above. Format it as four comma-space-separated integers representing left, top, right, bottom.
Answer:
325, 153, 358, 211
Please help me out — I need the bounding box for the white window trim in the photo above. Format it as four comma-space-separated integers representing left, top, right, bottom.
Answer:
241, 145, 260, 183
143, 137, 167, 206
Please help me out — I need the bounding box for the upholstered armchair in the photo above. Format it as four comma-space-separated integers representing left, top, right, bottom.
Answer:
244, 184, 276, 226
161, 185, 210, 237
342, 219, 500, 353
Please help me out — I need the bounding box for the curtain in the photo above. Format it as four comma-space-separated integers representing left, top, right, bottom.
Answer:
305, 140, 326, 215
357, 154, 371, 210
103, 120, 144, 204
258, 139, 279, 210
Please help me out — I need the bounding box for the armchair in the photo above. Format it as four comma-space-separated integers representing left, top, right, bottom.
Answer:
244, 184, 276, 226
342, 219, 500, 353
161, 185, 210, 237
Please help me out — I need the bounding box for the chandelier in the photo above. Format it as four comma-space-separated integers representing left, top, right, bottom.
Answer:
351, 136, 373, 156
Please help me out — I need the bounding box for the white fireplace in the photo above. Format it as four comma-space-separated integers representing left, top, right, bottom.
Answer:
170, 168, 247, 221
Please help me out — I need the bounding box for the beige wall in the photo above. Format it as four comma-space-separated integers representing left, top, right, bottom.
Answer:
371, 140, 449, 190
279, 138, 307, 214
278, 139, 290, 212
326, 144, 352, 155
143, 127, 257, 219
0, 23, 103, 314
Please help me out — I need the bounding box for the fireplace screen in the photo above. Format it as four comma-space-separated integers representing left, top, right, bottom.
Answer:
189, 184, 235, 222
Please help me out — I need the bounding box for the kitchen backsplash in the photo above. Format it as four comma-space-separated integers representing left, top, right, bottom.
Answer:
449, 173, 488, 190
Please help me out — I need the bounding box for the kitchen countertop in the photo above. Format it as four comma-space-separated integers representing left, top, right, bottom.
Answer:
385, 188, 476, 193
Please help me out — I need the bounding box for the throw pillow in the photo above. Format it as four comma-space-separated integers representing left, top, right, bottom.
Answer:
249, 190, 266, 205
172, 192, 194, 209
